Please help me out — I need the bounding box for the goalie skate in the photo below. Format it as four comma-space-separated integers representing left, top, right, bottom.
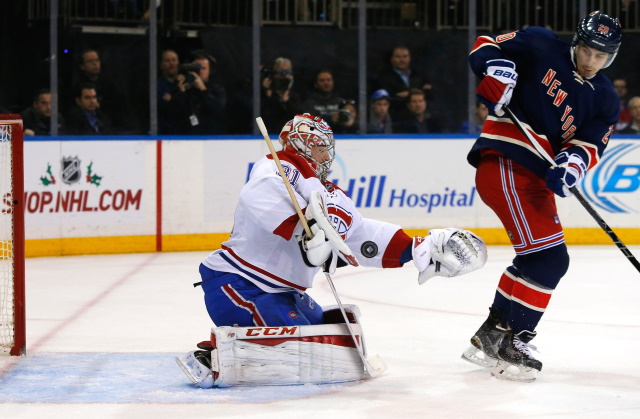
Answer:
176, 350, 215, 388
461, 307, 504, 368
491, 330, 542, 383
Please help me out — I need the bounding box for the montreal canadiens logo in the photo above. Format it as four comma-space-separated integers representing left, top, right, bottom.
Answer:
326, 203, 353, 238
289, 311, 298, 319
581, 143, 640, 213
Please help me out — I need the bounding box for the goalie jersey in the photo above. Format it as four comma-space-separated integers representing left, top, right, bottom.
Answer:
467, 26, 619, 178
203, 150, 411, 293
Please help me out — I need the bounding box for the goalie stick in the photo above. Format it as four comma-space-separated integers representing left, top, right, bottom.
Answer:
503, 105, 640, 273
255, 117, 386, 378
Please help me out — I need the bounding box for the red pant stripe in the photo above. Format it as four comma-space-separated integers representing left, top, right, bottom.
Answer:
222, 284, 267, 327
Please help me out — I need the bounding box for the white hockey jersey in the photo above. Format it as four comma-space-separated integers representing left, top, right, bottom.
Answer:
203, 150, 412, 293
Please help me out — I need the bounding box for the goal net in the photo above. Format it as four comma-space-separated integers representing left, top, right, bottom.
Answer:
0, 115, 25, 356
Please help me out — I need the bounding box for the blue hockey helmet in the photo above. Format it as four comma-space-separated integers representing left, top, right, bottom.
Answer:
572, 11, 622, 68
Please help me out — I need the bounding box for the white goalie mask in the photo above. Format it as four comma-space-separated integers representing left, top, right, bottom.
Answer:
279, 113, 335, 182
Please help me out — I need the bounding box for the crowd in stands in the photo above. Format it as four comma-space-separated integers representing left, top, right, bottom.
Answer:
12, 45, 640, 137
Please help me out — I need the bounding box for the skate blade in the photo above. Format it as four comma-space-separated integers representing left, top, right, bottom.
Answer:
175, 356, 200, 384
461, 345, 498, 368
490, 360, 538, 383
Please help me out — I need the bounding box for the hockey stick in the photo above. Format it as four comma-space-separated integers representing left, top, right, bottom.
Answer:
255, 117, 386, 377
503, 105, 640, 273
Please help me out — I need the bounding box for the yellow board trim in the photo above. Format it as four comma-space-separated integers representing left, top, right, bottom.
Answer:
25, 228, 640, 258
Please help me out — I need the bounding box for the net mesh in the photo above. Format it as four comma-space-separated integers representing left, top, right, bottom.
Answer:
0, 123, 15, 352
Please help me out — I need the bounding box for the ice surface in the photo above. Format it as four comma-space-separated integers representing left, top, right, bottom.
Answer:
1, 246, 639, 418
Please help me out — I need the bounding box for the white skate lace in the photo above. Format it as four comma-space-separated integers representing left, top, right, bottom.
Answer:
514, 338, 538, 357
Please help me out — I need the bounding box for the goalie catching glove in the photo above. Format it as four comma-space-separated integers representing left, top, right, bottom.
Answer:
476, 59, 518, 116
412, 228, 488, 285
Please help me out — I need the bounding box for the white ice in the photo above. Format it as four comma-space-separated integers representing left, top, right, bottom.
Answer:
1, 245, 639, 418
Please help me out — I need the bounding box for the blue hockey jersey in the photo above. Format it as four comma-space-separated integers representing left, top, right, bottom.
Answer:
467, 26, 619, 179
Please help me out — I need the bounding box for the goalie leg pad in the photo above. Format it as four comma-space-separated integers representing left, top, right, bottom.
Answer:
210, 323, 366, 387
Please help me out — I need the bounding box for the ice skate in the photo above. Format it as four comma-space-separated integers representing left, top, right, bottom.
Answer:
491, 330, 542, 383
461, 307, 505, 368
176, 350, 214, 388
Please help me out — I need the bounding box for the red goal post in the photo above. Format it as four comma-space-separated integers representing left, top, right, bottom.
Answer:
0, 114, 26, 356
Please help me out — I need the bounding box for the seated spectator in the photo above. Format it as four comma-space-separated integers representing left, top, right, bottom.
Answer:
367, 89, 393, 134
377, 46, 432, 118
66, 83, 113, 135
460, 102, 488, 134
184, 50, 227, 134
72, 49, 128, 132
613, 77, 631, 132
332, 99, 358, 134
261, 57, 303, 133
619, 96, 640, 135
158, 49, 191, 134
302, 70, 343, 125
20, 88, 65, 136
393, 89, 442, 134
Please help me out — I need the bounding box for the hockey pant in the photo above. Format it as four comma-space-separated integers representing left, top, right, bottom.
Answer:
199, 264, 324, 327
476, 154, 570, 332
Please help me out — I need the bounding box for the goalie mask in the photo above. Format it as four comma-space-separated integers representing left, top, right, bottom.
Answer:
279, 114, 335, 182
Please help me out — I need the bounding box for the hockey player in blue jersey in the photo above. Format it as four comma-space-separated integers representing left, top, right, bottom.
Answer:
461, 11, 622, 382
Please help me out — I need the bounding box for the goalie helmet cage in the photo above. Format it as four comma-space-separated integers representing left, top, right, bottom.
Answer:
0, 115, 26, 356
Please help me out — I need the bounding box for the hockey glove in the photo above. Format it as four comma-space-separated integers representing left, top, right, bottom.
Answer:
545, 152, 587, 198
298, 219, 333, 268
413, 228, 488, 285
476, 59, 518, 116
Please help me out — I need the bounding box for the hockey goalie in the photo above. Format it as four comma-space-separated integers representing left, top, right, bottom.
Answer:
176, 114, 487, 388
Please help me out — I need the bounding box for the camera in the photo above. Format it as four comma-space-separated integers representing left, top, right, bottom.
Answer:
178, 62, 202, 74
338, 109, 352, 124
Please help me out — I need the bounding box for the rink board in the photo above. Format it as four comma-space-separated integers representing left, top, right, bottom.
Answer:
17, 135, 640, 256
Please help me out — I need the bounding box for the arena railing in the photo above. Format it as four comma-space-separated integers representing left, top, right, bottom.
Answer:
27, 1, 640, 33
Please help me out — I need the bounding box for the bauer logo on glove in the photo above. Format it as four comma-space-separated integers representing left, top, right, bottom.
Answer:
476, 59, 518, 116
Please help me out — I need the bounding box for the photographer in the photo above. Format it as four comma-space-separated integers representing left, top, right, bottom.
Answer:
183, 51, 227, 134
261, 57, 303, 133
333, 99, 359, 134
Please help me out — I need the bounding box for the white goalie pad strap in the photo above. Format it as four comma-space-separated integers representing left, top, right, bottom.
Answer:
322, 304, 366, 357
210, 323, 366, 387
306, 190, 359, 267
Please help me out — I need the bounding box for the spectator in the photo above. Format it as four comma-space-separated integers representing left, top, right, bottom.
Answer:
301, 70, 343, 124
20, 88, 65, 136
184, 51, 227, 134
613, 77, 631, 132
157, 49, 190, 134
460, 102, 488, 134
377, 46, 432, 117
261, 57, 303, 133
619, 96, 640, 134
367, 89, 393, 133
332, 99, 358, 134
73, 49, 129, 132
66, 83, 113, 135
393, 88, 442, 134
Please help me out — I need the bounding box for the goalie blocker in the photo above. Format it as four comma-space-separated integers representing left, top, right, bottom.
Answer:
176, 305, 376, 388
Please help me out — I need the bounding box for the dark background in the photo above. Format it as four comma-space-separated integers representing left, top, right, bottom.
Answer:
3, 2, 639, 134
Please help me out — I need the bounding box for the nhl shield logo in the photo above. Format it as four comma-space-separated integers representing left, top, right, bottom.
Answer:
61, 156, 82, 185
